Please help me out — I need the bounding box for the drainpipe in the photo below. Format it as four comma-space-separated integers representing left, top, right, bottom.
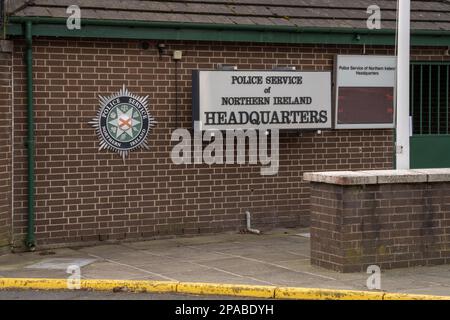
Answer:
245, 211, 260, 235
25, 21, 35, 250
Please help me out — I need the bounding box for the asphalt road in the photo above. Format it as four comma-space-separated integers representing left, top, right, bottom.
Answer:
0, 289, 244, 300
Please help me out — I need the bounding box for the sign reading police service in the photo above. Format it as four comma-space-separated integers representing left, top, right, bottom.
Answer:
90, 85, 156, 160
192, 71, 331, 130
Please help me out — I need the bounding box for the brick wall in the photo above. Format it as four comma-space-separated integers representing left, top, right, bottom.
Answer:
10, 39, 446, 249
0, 41, 13, 252
310, 180, 450, 272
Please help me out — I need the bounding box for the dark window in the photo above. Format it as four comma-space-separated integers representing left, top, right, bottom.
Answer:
411, 63, 450, 135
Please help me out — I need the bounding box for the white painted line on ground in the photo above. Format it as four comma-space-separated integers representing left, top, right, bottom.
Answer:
121, 244, 276, 286
25, 258, 97, 270
86, 253, 177, 282
214, 251, 337, 281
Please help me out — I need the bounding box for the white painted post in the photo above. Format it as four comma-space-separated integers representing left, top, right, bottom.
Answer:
396, 0, 411, 169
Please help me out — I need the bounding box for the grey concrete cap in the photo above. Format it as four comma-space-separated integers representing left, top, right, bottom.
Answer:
302, 169, 445, 185
359, 169, 428, 184
412, 168, 450, 182
303, 171, 378, 185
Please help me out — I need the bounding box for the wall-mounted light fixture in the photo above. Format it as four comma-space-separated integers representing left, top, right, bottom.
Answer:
157, 43, 167, 56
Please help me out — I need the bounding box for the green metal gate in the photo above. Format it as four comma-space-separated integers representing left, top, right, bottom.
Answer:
410, 61, 450, 169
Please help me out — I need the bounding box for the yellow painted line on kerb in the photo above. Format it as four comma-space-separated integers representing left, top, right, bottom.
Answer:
0, 278, 177, 293
274, 287, 385, 300
382, 292, 450, 300
178, 282, 276, 299
0, 278, 449, 300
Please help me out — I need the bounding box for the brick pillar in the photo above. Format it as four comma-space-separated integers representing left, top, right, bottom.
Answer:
306, 170, 450, 272
0, 40, 13, 254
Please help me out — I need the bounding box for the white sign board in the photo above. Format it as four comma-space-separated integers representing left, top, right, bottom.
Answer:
335, 55, 396, 129
192, 71, 332, 130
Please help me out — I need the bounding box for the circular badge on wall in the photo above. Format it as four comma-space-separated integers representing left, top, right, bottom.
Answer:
90, 85, 156, 160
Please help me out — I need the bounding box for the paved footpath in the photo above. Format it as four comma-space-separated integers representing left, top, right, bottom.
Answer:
0, 228, 450, 297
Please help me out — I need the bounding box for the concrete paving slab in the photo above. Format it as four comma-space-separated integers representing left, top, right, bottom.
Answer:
25, 258, 96, 270
83, 248, 181, 267
218, 251, 307, 263
77, 244, 133, 257
177, 241, 256, 252
140, 247, 227, 262
0, 254, 44, 271
139, 260, 212, 276
272, 258, 318, 271
415, 274, 450, 284
395, 286, 450, 296
123, 239, 183, 250
251, 269, 331, 287
171, 233, 245, 245
0, 248, 91, 271
80, 261, 169, 281
378, 278, 450, 292
205, 241, 310, 257
0, 269, 68, 279
198, 257, 284, 276
404, 266, 450, 277
164, 269, 268, 286
203, 246, 273, 257
85, 253, 186, 276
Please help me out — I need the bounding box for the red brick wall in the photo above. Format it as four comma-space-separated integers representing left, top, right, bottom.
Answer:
310, 181, 450, 272
0, 43, 12, 251
10, 38, 445, 249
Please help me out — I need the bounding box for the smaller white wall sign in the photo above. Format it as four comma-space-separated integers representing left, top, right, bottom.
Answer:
335, 55, 396, 129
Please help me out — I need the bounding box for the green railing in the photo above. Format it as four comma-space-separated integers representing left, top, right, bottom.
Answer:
410, 61, 450, 168
410, 62, 450, 135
